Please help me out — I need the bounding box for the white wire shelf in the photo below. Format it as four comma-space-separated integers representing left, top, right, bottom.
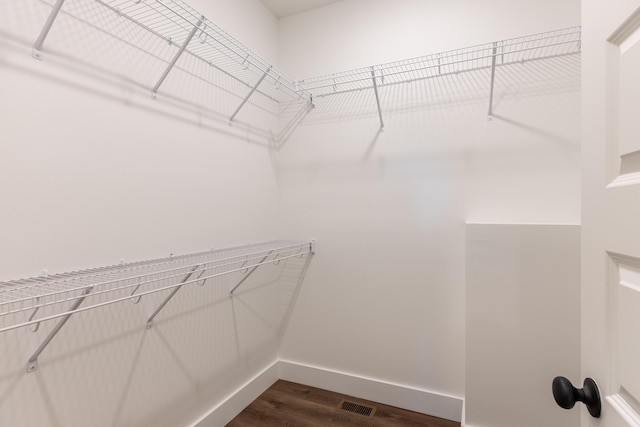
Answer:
30, 1, 579, 131
106, 0, 309, 102
297, 26, 581, 97
0, 239, 314, 372
33, 0, 312, 120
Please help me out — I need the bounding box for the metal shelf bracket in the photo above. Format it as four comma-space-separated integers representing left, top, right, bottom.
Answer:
229, 66, 273, 123
371, 68, 384, 129
26, 286, 93, 373
32, 0, 67, 60
229, 250, 274, 295
487, 42, 498, 121
152, 16, 204, 98
146, 265, 204, 329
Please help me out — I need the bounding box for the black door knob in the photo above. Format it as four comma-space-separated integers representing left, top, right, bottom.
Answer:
552, 376, 601, 418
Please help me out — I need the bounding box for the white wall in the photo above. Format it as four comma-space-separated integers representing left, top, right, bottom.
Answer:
275, 0, 581, 419
466, 224, 580, 427
0, 1, 291, 426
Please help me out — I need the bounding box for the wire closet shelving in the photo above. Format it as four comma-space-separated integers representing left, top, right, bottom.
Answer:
298, 26, 581, 127
33, 0, 313, 123
31, 0, 580, 129
0, 240, 315, 373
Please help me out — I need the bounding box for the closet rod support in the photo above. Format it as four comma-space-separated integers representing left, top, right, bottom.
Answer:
229, 66, 272, 123
146, 265, 203, 329
26, 286, 93, 373
229, 250, 274, 295
152, 16, 204, 98
32, 0, 67, 60
487, 42, 498, 120
371, 69, 384, 129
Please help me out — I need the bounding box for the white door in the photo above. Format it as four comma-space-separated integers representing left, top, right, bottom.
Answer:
582, 0, 640, 426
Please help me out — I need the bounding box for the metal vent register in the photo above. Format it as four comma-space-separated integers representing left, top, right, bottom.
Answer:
338, 399, 377, 418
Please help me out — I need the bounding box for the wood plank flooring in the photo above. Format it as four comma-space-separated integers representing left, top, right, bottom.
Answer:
227, 380, 460, 427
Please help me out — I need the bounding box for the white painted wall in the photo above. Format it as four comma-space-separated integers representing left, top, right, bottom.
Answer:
466, 224, 580, 427
275, 0, 581, 419
0, 1, 292, 426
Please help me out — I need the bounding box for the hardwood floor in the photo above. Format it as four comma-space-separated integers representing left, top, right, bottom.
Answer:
227, 380, 461, 427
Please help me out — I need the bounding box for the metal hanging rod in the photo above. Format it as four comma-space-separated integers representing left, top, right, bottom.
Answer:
0, 239, 315, 372
297, 26, 581, 97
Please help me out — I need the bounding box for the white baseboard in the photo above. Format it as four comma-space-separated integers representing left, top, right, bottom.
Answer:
192, 361, 280, 427
192, 359, 464, 425
278, 360, 463, 423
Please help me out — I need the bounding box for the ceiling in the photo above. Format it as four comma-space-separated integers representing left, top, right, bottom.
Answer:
259, 0, 343, 19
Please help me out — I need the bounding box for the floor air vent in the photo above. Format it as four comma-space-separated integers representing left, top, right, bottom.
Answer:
338, 399, 377, 418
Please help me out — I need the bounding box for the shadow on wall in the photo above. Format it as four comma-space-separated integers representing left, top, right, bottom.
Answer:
0, 254, 311, 427
0, 0, 309, 148
491, 113, 578, 148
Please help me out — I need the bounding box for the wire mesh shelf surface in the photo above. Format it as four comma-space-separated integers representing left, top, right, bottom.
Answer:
0, 240, 314, 334
102, 0, 311, 103
29, 0, 580, 127
297, 26, 581, 97
37, 0, 312, 106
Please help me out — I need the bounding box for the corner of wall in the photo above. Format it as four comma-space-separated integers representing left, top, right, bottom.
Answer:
191, 358, 466, 425
191, 361, 280, 427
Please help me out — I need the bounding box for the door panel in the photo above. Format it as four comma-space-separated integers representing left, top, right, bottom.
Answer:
617, 29, 640, 157
583, 1, 640, 426
607, 254, 640, 423
608, 10, 640, 186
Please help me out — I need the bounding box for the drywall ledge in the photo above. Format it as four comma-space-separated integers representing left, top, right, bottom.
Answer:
465, 223, 580, 427
278, 360, 464, 422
